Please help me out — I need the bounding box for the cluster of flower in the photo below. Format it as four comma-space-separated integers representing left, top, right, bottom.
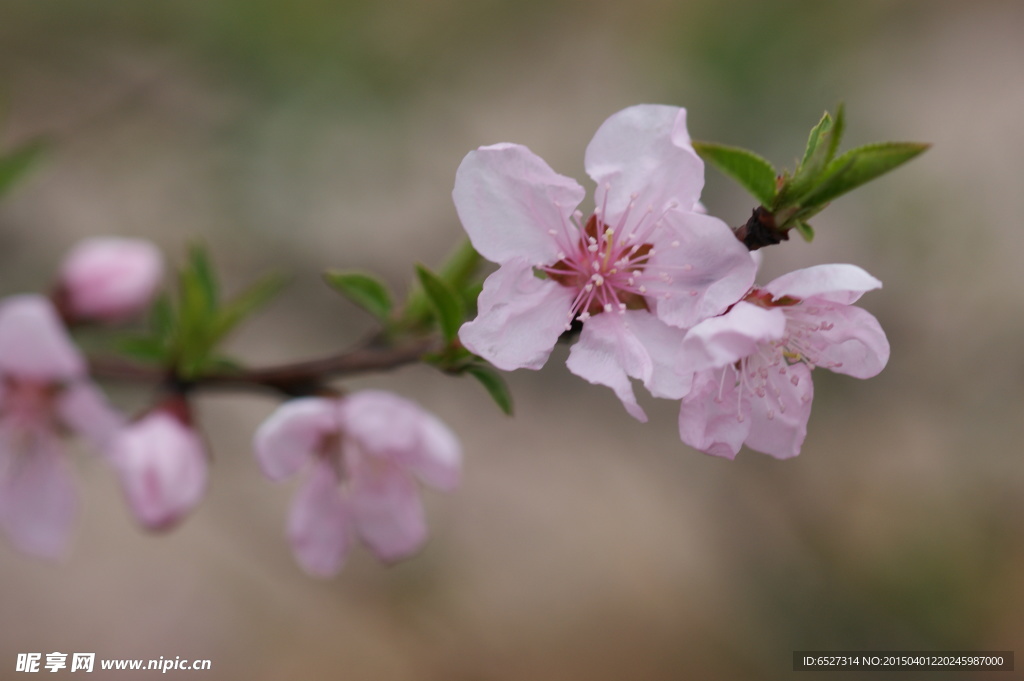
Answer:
0, 239, 460, 576
0, 103, 894, 577
455, 105, 890, 459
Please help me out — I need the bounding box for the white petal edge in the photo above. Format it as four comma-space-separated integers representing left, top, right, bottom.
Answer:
459, 259, 575, 371
453, 143, 585, 265
585, 105, 704, 221
254, 398, 340, 481
764, 264, 881, 305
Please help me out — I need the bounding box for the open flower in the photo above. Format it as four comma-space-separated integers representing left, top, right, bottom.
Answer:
0, 295, 123, 557
107, 397, 207, 531
253, 391, 461, 577
57, 237, 163, 323
454, 105, 755, 420
676, 264, 890, 459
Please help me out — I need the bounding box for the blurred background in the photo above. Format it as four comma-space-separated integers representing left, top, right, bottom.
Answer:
1, 0, 1022, 678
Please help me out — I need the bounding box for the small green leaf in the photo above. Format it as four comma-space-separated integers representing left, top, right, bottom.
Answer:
793, 220, 815, 242
187, 242, 218, 313
693, 141, 777, 207
212, 271, 288, 344
800, 142, 930, 206
826, 103, 846, 166
799, 111, 833, 170
403, 240, 482, 329
439, 239, 483, 290
323, 270, 393, 322
780, 105, 847, 208
117, 336, 168, 364
465, 364, 513, 415
0, 138, 46, 198
800, 105, 845, 170
461, 281, 484, 312
415, 264, 465, 344
150, 294, 175, 342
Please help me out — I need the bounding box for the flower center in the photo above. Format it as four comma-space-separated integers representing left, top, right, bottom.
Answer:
713, 290, 842, 422
544, 212, 653, 317
0, 377, 59, 429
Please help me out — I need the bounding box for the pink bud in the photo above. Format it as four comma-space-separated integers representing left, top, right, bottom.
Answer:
108, 400, 207, 531
58, 237, 163, 322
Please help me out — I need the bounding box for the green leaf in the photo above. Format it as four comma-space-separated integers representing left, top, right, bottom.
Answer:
174, 244, 222, 378
826, 103, 846, 166
415, 264, 465, 344
799, 111, 832, 170
461, 281, 484, 312
439, 239, 482, 290
693, 141, 777, 206
793, 220, 815, 242
150, 294, 175, 342
212, 271, 288, 344
465, 365, 513, 415
799, 104, 846, 170
779, 105, 846, 208
800, 142, 930, 206
402, 240, 482, 329
323, 270, 393, 322
187, 242, 218, 313
0, 138, 46, 198
116, 336, 168, 364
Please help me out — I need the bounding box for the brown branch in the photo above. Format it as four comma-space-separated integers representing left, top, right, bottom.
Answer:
88, 336, 442, 398
733, 206, 790, 251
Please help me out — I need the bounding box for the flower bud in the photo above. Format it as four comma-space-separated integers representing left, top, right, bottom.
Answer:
58, 237, 163, 322
108, 398, 207, 531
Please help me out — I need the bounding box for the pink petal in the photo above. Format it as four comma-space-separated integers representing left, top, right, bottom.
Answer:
652, 212, 757, 327
287, 461, 351, 577
584, 105, 704, 222
459, 259, 575, 371
679, 302, 787, 373
565, 312, 652, 422
764, 264, 881, 305
612, 310, 692, 399
0, 295, 84, 381
55, 382, 125, 451
677, 370, 750, 459
340, 391, 461, 492
0, 423, 77, 558
253, 398, 339, 481
744, 363, 814, 459
349, 462, 427, 562
109, 411, 207, 531
453, 143, 585, 264
59, 237, 163, 321
807, 304, 890, 379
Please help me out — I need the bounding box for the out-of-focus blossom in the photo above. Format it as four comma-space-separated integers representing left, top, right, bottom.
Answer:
253, 391, 461, 577
454, 104, 755, 421
107, 398, 207, 531
676, 264, 890, 459
0, 295, 123, 557
57, 237, 163, 322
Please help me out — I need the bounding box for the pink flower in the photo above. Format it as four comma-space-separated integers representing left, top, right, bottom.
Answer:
107, 398, 208, 531
676, 264, 890, 459
58, 237, 163, 322
0, 295, 123, 557
253, 391, 461, 577
454, 105, 755, 420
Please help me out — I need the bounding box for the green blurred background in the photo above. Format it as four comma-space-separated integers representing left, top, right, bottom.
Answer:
1, 0, 1021, 679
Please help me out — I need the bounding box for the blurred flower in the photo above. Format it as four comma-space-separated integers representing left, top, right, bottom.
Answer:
677, 264, 890, 459
254, 391, 461, 577
454, 104, 754, 420
107, 398, 207, 531
0, 295, 123, 557
57, 237, 163, 322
